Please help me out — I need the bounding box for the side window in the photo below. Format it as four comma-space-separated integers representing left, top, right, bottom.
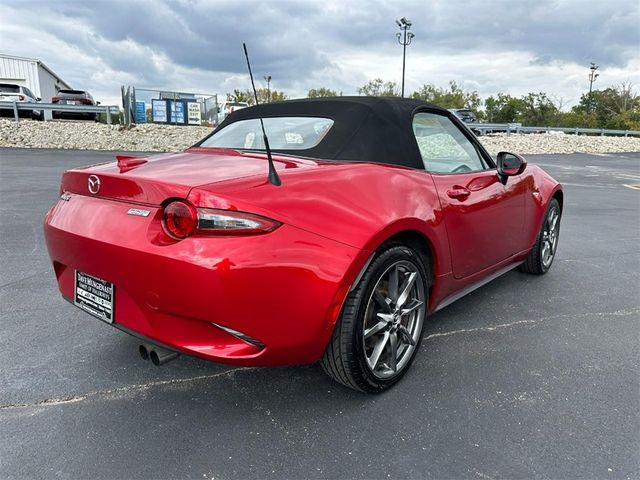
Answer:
413, 112, 486, 173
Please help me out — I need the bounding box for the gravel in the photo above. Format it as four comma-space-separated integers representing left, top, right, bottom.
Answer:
1, 118, 639, 155
479, 132, 640, 155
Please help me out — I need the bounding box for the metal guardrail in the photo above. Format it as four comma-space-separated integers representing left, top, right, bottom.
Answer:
468, 122, 640, 137
0, 101, 120, 124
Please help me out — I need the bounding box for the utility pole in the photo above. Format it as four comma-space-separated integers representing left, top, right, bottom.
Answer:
587, 63, 599, 113
264, 75, 272, 103
396, 17, 414, 98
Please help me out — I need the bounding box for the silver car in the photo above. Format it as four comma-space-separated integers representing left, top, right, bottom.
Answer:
0, 83, 43, 120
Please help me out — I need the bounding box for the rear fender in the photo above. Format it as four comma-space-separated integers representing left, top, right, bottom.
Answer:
322, 217, 450, 338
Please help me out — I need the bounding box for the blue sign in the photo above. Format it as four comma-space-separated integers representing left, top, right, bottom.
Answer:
151, 99, 167, 123
169, 100, 185, 124
135, 101, 146, 124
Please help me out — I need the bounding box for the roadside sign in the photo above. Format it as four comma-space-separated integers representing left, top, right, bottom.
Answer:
135, 101, 146, 124
151, 99, 167, 123
187, 102, 201, 125
169, 100, 185, 124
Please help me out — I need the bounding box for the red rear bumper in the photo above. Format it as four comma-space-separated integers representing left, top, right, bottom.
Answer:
44, 194, 363, 366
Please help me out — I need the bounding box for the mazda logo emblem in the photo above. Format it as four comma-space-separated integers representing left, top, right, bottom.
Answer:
88, 175, 101, 194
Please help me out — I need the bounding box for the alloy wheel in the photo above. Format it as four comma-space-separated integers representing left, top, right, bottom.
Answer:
541, 207, 560, 268
362, 260, 426, 379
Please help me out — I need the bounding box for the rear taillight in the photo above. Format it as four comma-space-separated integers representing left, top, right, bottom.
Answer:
197, 209, 281, 235
52, 96, 60, 103
162, 201, 197, 240
161, 201, 280, 240
80, 98, 93, 105
18, 95, 25, 101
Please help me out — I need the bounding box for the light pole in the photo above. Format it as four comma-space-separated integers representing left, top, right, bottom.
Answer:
396, 17, 414, 98
264, 75, 272, 103
587, 63, 599, 113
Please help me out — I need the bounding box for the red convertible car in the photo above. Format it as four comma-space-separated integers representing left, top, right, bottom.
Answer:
44, 97, 562, 392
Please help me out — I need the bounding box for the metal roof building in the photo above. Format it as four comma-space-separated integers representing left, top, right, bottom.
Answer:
0, 54, 72, 119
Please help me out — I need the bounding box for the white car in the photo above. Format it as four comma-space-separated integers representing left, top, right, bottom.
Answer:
216, 101, 249, 125
0, 83, 43, 120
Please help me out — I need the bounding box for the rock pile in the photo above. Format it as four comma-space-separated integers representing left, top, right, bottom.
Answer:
1, 119, 639, 155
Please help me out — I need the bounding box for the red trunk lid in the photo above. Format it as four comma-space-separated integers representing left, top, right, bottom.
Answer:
60, 148, 314, 205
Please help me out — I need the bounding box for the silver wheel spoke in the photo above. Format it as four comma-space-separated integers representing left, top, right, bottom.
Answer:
373, 290, 392, 313
376, 312, 394, 322
549, 211, 559, 231
368, 331, 390, 370
388, 332, 398, 372
396, 272, 417, 309
365, 320, 388, 339
400, 299, 424, 316
541, 242, 550, 262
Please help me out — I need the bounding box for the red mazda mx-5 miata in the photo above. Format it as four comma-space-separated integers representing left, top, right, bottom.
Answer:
44, 97, 563, 392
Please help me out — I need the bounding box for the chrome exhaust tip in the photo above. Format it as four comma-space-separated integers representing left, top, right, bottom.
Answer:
149, 347, 180, 366
138, 343, 179, 365
138, 344, 151, 361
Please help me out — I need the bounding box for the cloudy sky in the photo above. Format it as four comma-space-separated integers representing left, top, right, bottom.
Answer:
1, 0, 638, 108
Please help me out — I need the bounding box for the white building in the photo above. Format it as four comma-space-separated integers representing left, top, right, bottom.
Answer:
0, 54, 72, 119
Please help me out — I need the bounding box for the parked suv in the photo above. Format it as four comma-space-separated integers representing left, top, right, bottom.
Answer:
0, 83, 43, 120
52, 89, 100, 121
449, 108, 478, 123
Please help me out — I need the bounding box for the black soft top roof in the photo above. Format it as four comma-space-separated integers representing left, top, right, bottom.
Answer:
198, 96, 449, 169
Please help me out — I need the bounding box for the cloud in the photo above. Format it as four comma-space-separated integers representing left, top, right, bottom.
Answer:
0, 0, 638, 107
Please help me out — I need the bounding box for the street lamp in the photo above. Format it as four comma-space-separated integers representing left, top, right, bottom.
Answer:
587, 63, 599, 113
396, 17, 415, 98
264, 75, 272, 103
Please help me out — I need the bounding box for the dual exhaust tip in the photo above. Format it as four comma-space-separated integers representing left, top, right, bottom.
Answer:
138, 343, 179, 366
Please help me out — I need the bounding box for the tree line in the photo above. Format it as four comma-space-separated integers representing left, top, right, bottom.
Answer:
226, 80, 639, 130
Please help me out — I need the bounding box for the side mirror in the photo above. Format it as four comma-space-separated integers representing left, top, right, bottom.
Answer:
36, 97, 41, 101
496, 151, 527, 185
96, 101, 101, 105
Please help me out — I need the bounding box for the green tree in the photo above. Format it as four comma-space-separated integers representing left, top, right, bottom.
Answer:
307, 87, 338, 98
358, 78, 399, 97
265, 89, 288, 103
227, 89, 253, 104
484, 93, 524, 123
605, 109, 640, 130
517, 92, 560, 126
227, 88, 288, 105
554, 111, 599, 128
411, 81, 481, 111
572, 83, 639, 128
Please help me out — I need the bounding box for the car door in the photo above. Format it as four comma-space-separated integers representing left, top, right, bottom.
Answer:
413, 111, 529, 279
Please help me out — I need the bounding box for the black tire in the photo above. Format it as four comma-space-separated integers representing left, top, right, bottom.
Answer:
519, 198, 561, 275
321, 244, 429, 393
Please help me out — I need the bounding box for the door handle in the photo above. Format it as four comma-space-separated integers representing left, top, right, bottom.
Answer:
447, 187, 471, 199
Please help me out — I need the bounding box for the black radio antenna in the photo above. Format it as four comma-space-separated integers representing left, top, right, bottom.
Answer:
243, 43, 281, 186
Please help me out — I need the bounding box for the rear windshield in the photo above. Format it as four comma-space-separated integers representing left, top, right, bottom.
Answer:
0, 84, 20, 93
58, 89, 86, 95
200, 117, 334, 151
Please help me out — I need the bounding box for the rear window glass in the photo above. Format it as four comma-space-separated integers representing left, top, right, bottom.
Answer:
59, 90, 86, 95
0, 84, 20, 93
201, 117, 334, 151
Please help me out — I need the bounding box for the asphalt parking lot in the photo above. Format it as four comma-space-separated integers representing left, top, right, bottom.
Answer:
1, 147, 639, 479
